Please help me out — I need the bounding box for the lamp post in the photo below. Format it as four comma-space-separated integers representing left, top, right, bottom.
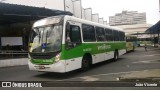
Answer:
158, 0, 160, 46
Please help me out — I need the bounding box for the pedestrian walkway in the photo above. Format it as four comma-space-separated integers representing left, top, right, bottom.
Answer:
119, 69, 160, 81
133, 46, 160, 54
0, 58, 28, 67
118, 47, 160, 81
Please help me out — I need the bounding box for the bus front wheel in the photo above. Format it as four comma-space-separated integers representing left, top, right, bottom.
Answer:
114, 51, 119, 61
81, 56, 90, 71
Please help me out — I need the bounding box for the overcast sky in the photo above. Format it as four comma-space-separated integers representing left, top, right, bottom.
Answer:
82, 0, 160, 25
2, 0, 160, 25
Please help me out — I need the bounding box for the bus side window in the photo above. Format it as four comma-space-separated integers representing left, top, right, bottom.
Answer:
65, 22, 72, 48
113, 30, 119, 41
119, 31, 125, 41
95, 27, 106, 41
65, 23, 81, 49
70, 25, 81, 43
105, 29, 113, 41
82, 24, 96, 42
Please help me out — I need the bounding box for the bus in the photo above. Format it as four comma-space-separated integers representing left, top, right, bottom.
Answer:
28, 15, 126, 73
137, 37, 153, 46
126, 35, 138, 52
158, 38, 160, 48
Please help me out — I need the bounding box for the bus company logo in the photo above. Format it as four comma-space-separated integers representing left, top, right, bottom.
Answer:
97, 44, 111, 50
2, 82, 11, 87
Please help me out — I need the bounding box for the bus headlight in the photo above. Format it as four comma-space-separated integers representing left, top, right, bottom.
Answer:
55, 53, 61, 63
28, 54, 32, 62
28, 54, 31, 59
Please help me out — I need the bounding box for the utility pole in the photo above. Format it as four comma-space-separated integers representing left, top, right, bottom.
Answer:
158, 0, 160, 46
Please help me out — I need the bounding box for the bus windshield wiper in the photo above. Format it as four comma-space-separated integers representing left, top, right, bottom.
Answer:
38, 35, 41, 44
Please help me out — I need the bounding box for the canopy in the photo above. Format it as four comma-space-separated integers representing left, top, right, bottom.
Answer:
145, 20, 160, 34
0, 3, 73, 25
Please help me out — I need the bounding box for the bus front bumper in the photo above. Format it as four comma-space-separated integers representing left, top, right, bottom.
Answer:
28, 60, 66, 73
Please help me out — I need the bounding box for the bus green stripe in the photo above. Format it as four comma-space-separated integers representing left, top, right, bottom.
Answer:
31, 42, 125, 64
61, 42, 126, 60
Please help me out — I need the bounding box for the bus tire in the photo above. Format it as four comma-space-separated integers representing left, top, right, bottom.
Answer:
114, 50, 119, 61
132, 46, 135, 52
81, 56, 90, 71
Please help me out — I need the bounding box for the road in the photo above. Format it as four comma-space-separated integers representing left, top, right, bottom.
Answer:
0, 47, 160, 90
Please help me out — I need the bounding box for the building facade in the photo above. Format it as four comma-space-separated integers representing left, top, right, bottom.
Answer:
113, 24, 152, 35
109, 11, 146, 26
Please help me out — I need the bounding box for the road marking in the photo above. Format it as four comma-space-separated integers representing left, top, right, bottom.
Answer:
133, 59, 160, 63
56, 70, 151, 81
144, 54, 160, 56
144, 55, 154, 56
80, 76, 99, 81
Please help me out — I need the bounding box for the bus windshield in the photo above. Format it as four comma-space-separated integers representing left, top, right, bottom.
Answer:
29, 25, 62, 53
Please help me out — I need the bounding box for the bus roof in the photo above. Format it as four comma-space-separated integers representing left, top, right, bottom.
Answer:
33, 15, 124, 32
33, 15, 65, 27
64, 15, 124, 32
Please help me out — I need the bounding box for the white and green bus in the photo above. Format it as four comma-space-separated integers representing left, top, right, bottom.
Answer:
28, 15, 126, 73
126, 35, 138, 52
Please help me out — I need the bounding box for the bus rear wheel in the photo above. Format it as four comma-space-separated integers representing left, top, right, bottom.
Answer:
132, 46, 135, 51
81, 56, 90, 71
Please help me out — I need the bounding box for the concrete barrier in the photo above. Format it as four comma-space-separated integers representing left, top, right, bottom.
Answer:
0, 58, 28, 67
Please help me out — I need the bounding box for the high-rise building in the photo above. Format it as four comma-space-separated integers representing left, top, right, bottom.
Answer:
109, 11, 146, 26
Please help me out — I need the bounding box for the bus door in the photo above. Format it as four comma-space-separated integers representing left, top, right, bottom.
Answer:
64, 21, 83, 71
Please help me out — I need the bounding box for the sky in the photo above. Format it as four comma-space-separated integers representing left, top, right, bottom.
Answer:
82, 0, 160, 25
1, 0, 160, 25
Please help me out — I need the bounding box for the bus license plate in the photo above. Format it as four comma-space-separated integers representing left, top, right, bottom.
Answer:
39, 65, 45, 69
